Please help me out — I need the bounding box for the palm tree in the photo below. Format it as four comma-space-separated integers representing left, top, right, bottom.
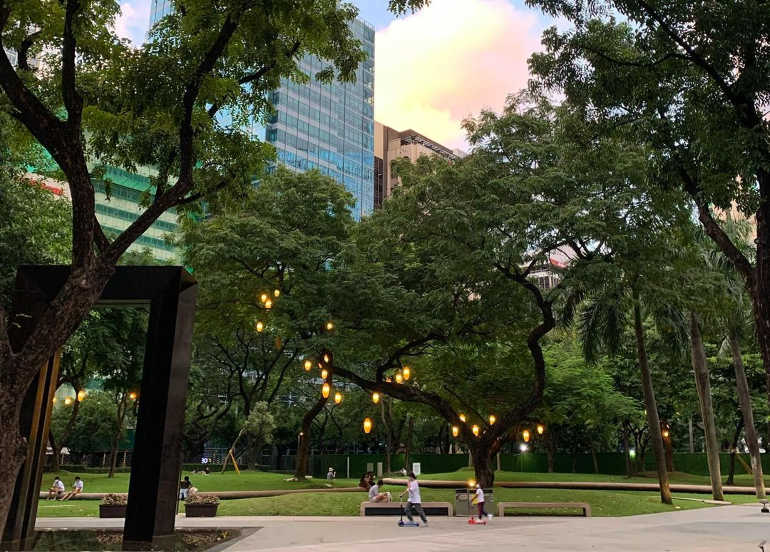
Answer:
571, 273, 679, 504
699, 222, 765, 499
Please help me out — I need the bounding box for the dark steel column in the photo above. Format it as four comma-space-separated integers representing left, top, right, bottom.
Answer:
3, 354, 60, 546
123, 276, 197, 542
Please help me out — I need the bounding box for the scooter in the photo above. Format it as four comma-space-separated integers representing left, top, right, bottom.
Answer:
398, 502, 420, 527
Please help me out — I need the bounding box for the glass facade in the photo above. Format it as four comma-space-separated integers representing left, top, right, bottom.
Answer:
149, 4, 375, 219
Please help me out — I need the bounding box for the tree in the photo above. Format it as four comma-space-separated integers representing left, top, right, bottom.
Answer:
0, 0, 426, 533
526, 0, 770, 427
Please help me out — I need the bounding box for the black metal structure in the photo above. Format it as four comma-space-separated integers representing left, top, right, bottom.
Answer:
3, 265, 197, 547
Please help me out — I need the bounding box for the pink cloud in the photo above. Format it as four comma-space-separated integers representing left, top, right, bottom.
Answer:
115, 0, 150, 47
374, 0, 542, 150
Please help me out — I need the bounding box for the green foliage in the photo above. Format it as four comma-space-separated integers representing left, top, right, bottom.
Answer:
243, 402, 276, 446
0, 174, 71, 307
51, 391, 121, 455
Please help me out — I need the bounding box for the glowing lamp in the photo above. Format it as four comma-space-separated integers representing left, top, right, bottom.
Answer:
472, 424, 480, 437
322, 383, 331, 398
402, 366, 411, 380
363, 417, 373, 434
323, 353, 331, 364
256, 321, 264, 332
265, 299, 273, 309
334, 392, 342, 404
326, 321, 334, 331
395, 372, 404, 384
489, 414, 496, 425
522, 429, 531, 443
452, 425, 459, 437
52, 397, 57, 404
519, 444, 528, 452
274, 289, 280, 298
537, 424, 545, 435
459, 414, 466, 422
260, 293, 268, 303
77, 390, 86, 402
662, 429, 670, 439
304, 360, 312, 371
467, 479, 476, 488
321, 368, 329, 380
64, 397, 72, 406
372, 392, 380, 404
129, 391, 138, 400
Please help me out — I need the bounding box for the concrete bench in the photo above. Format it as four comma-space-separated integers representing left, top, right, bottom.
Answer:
497, 501, 591, 517
360, 501, 453, 516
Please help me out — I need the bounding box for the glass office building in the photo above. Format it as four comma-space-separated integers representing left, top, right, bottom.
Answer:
149, 4, 375, 219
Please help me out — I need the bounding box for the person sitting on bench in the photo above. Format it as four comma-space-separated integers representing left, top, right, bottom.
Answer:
47, 477, 65, 500
62, 476, 83, 500
368, 479, 391, 502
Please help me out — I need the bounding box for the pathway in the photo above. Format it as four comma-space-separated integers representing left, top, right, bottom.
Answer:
36, 503, 770, 551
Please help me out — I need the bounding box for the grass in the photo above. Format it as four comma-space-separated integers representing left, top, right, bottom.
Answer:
37, 486, 755, 518
36, 468, 765, 519
40, 470, 360, 494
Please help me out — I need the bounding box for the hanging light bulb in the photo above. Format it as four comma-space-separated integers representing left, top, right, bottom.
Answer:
321, 368, 329, 380
322, 383, 331, 398
274, 289, 280, 298
363, 417, 373, 434
537, 424, 545, 435
326, 321, 334, 331
52, 397, 57, 404
129, 392, 138, 400
260, 293, 268, 303
265, 299, 273, 309
304, 359, 313, 372
472, 424, 480, 437
334, 391, 342, 404
372, 392, 380, 404
459, 414, 466, 423
452, 425, 459, 437
489, 414, 496, 425
395, 372, 404, 384
522, 429, 531, 443
255, 321, 264, 332
662, 429, 670, 439
467, 479, 476, 488
77, 390, 87, 402
323, 353, 331, 364
402, 366, 411, 380
64, 397, 73, 406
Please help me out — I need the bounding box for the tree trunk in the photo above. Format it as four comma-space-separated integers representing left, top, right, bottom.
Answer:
590, 444, 599, 474
295, 394, 327, 480
380, 400, 393, 474
633, 291, 672, 504
726, 419, 744, 486
404, 416, 414, 472
622, 427, 632, 477
753, 169, 770, 423
664, 431, 674, 473
690, 312, 724, 501
729, 329, 766, 498
0, 390, 27, 539
546, 432, 555, 473
470, 444, 495, 488
688, 417, 694, 453
48, 430, 60, 472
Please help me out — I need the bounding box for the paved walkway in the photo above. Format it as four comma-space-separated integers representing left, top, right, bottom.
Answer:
36, 503, 770, 551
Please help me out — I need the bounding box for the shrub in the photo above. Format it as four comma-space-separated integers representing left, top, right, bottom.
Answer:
185, 494, 219, 505
101, 493, 127, 505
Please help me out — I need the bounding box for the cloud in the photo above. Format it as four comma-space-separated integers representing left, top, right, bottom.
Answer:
115, 0, 150, 47
374, 0, 542, 150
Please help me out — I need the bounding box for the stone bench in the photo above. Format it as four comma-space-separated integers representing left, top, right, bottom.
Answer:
497, 501, 591, 517
360, 501, 453, 516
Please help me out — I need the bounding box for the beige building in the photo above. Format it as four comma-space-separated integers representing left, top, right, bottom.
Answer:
374, 122, 461, 208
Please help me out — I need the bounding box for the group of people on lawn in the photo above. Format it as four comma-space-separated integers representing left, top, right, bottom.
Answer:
46, 476, 83, 500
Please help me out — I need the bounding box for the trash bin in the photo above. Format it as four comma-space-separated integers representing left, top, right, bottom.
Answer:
454, 488, 494, 516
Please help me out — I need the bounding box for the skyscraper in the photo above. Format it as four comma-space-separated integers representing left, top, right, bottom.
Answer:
149, 3, 375, 219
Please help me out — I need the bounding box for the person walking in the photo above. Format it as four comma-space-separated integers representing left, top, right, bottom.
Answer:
399, 472, 427, 525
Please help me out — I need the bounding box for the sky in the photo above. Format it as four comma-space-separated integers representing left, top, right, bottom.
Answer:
115, 0, 554, 150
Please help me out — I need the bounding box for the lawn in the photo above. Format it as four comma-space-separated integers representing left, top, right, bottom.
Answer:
36, 486, 756, 518
40, 470, 360, 494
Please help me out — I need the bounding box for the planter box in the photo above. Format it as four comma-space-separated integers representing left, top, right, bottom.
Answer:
99, 504, 127, 518
185, 503, 218, 517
